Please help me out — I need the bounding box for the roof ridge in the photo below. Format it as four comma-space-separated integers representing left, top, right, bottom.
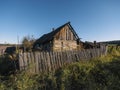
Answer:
52, 21, 70, 31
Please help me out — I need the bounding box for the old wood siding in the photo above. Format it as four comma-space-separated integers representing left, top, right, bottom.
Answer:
53, 40, 77, 51
52, 25, 78, 51
54, 25, 76, 40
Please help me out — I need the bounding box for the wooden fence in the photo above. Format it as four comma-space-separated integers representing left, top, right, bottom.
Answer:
19, 46, 107, 73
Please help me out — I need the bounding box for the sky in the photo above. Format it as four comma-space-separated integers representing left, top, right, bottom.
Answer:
0, 0, 120, 44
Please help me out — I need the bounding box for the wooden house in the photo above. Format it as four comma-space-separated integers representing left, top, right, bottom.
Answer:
33, 22, 83, 51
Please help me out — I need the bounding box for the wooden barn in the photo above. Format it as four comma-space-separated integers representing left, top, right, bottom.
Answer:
33, 22, 83, 51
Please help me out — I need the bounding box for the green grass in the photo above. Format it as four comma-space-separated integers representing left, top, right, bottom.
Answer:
0, 46, 120, 90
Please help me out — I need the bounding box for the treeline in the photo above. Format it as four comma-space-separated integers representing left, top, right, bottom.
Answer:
101, 40, 120, 45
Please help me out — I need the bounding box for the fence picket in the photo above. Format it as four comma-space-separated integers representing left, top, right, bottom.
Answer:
31, 52, 35, 73
23, 53, 28, 70
35, 52, 39, 73
19, 53, 24, 70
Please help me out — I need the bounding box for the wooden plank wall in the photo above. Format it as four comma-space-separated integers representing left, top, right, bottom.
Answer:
18, 46, 107, 73
54, 25, 76, 40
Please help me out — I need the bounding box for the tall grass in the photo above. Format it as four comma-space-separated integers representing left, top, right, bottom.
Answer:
0, 46, 120, 90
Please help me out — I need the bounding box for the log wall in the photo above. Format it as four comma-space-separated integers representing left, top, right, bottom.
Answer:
53, 40, 77, 51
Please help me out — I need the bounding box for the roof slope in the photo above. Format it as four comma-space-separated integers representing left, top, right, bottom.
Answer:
34, 22, 80, 44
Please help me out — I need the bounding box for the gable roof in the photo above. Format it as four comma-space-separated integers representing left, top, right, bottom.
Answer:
34, 22, 80, 45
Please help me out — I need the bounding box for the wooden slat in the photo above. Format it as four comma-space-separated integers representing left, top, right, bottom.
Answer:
31, 52, 35, 73
49, 52, 53, 71
23, 53, 28, 70
46, 52, 51, 72
40, 51, 44, 73
35, 52, 39, 73
37, 52, 41, 73
27, 52, 32, 72
19, 53, 24, 70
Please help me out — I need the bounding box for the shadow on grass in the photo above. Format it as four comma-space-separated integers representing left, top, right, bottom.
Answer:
0, 55, 19, 76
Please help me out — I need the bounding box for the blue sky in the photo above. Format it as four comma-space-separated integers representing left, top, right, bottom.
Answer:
0, 0, 120, 44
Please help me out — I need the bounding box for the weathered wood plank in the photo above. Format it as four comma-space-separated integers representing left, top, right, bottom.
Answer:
23, 53, 28, 70
30, 52, 35, 73
46, 52, 51, 72
19, 53, 24, 70
35, 52, 39, 73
